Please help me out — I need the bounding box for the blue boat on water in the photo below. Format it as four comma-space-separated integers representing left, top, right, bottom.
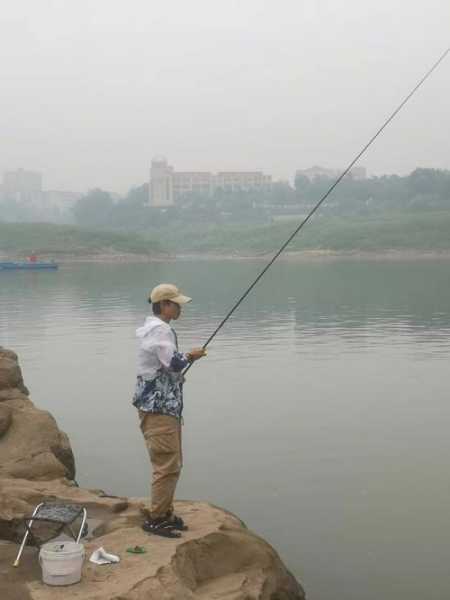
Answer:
0, 261, 58, 271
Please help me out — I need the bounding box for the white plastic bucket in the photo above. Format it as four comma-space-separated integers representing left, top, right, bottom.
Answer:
39, 541, 85, 586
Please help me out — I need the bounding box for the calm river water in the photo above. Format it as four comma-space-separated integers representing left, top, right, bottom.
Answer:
1, 260, 450, 600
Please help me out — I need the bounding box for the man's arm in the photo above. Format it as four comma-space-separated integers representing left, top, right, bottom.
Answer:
153, 327, 205, 372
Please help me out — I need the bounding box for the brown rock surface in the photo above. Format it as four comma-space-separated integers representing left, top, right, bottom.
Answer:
0, 347, 29, 395
0, 404, 13, 436
0, 348, 74, 481
1, 499, 304, 600
0, 478, 129, 541
0, 349, 305, 599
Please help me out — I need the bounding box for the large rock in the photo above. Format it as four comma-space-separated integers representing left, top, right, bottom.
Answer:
0, 347, 29, 395
0, 404, 13, 437
0, 349, 305, 599
0, 477, 129, 541
0, 492, 304, 600
0, 349, 74, 481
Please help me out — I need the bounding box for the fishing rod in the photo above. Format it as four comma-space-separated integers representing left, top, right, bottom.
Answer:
185, 46, 449, 374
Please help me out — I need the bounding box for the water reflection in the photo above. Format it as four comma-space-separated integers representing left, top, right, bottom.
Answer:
1, 260, 450, 600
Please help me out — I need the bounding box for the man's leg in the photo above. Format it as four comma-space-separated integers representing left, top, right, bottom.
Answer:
166, 423, 183, 517
139, 412, 182, 520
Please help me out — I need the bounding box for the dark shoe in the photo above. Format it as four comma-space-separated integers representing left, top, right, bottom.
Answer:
167, 514, 188, 531
142, 518, 181, 539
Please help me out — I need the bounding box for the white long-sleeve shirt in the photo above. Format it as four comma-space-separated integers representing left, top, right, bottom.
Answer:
136, 316, 187, 378
133, 316, 189, 418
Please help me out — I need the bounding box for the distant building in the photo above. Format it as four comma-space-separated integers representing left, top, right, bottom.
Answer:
149, 157, 272, 207
3, 168, 42, 194
173, 171, 213, 200
296, 165, 366, 182
1, 168, 81, 222
214, 171, 271, 193
2, 168, 43, 204
42, 190, 82, 209
150, 157, 174, 207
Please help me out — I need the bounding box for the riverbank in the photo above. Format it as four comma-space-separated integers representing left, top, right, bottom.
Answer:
175, 248, 450, 262
2, 248, 450, 263
2, 210, 450, 262
0, 222, 164, 260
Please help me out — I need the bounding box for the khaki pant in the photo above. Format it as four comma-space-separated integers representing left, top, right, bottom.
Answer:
139, 411, 183, 519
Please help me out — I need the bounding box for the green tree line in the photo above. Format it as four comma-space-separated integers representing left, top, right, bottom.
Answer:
72, 168, 450, 230
3, 168, 449, 230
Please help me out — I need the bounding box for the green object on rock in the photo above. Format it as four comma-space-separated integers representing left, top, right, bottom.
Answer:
126, 546, 146, 554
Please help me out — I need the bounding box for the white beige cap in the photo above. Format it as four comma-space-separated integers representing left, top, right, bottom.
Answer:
149, 283, 192, 305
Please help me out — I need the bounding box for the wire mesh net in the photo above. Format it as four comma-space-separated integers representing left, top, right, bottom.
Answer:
19, 503, 86, 546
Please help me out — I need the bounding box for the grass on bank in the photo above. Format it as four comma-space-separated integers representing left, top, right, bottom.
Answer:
147, 210, 450, 254
0, 222, 162, 256
1, 210, 450, 257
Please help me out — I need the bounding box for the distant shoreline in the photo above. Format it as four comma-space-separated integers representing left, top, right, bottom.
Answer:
2, 212, 450, 264
2, 249, 450, 263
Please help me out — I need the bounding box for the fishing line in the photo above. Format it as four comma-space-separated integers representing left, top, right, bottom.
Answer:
185, 46, 449, 373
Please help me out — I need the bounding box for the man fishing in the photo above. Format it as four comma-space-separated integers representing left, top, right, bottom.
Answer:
133, 283, 206, 538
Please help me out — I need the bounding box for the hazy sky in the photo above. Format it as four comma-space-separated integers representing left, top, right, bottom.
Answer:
1, 0, 449, 193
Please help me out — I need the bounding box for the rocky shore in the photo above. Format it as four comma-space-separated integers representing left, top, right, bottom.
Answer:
0, 347, 305, 599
